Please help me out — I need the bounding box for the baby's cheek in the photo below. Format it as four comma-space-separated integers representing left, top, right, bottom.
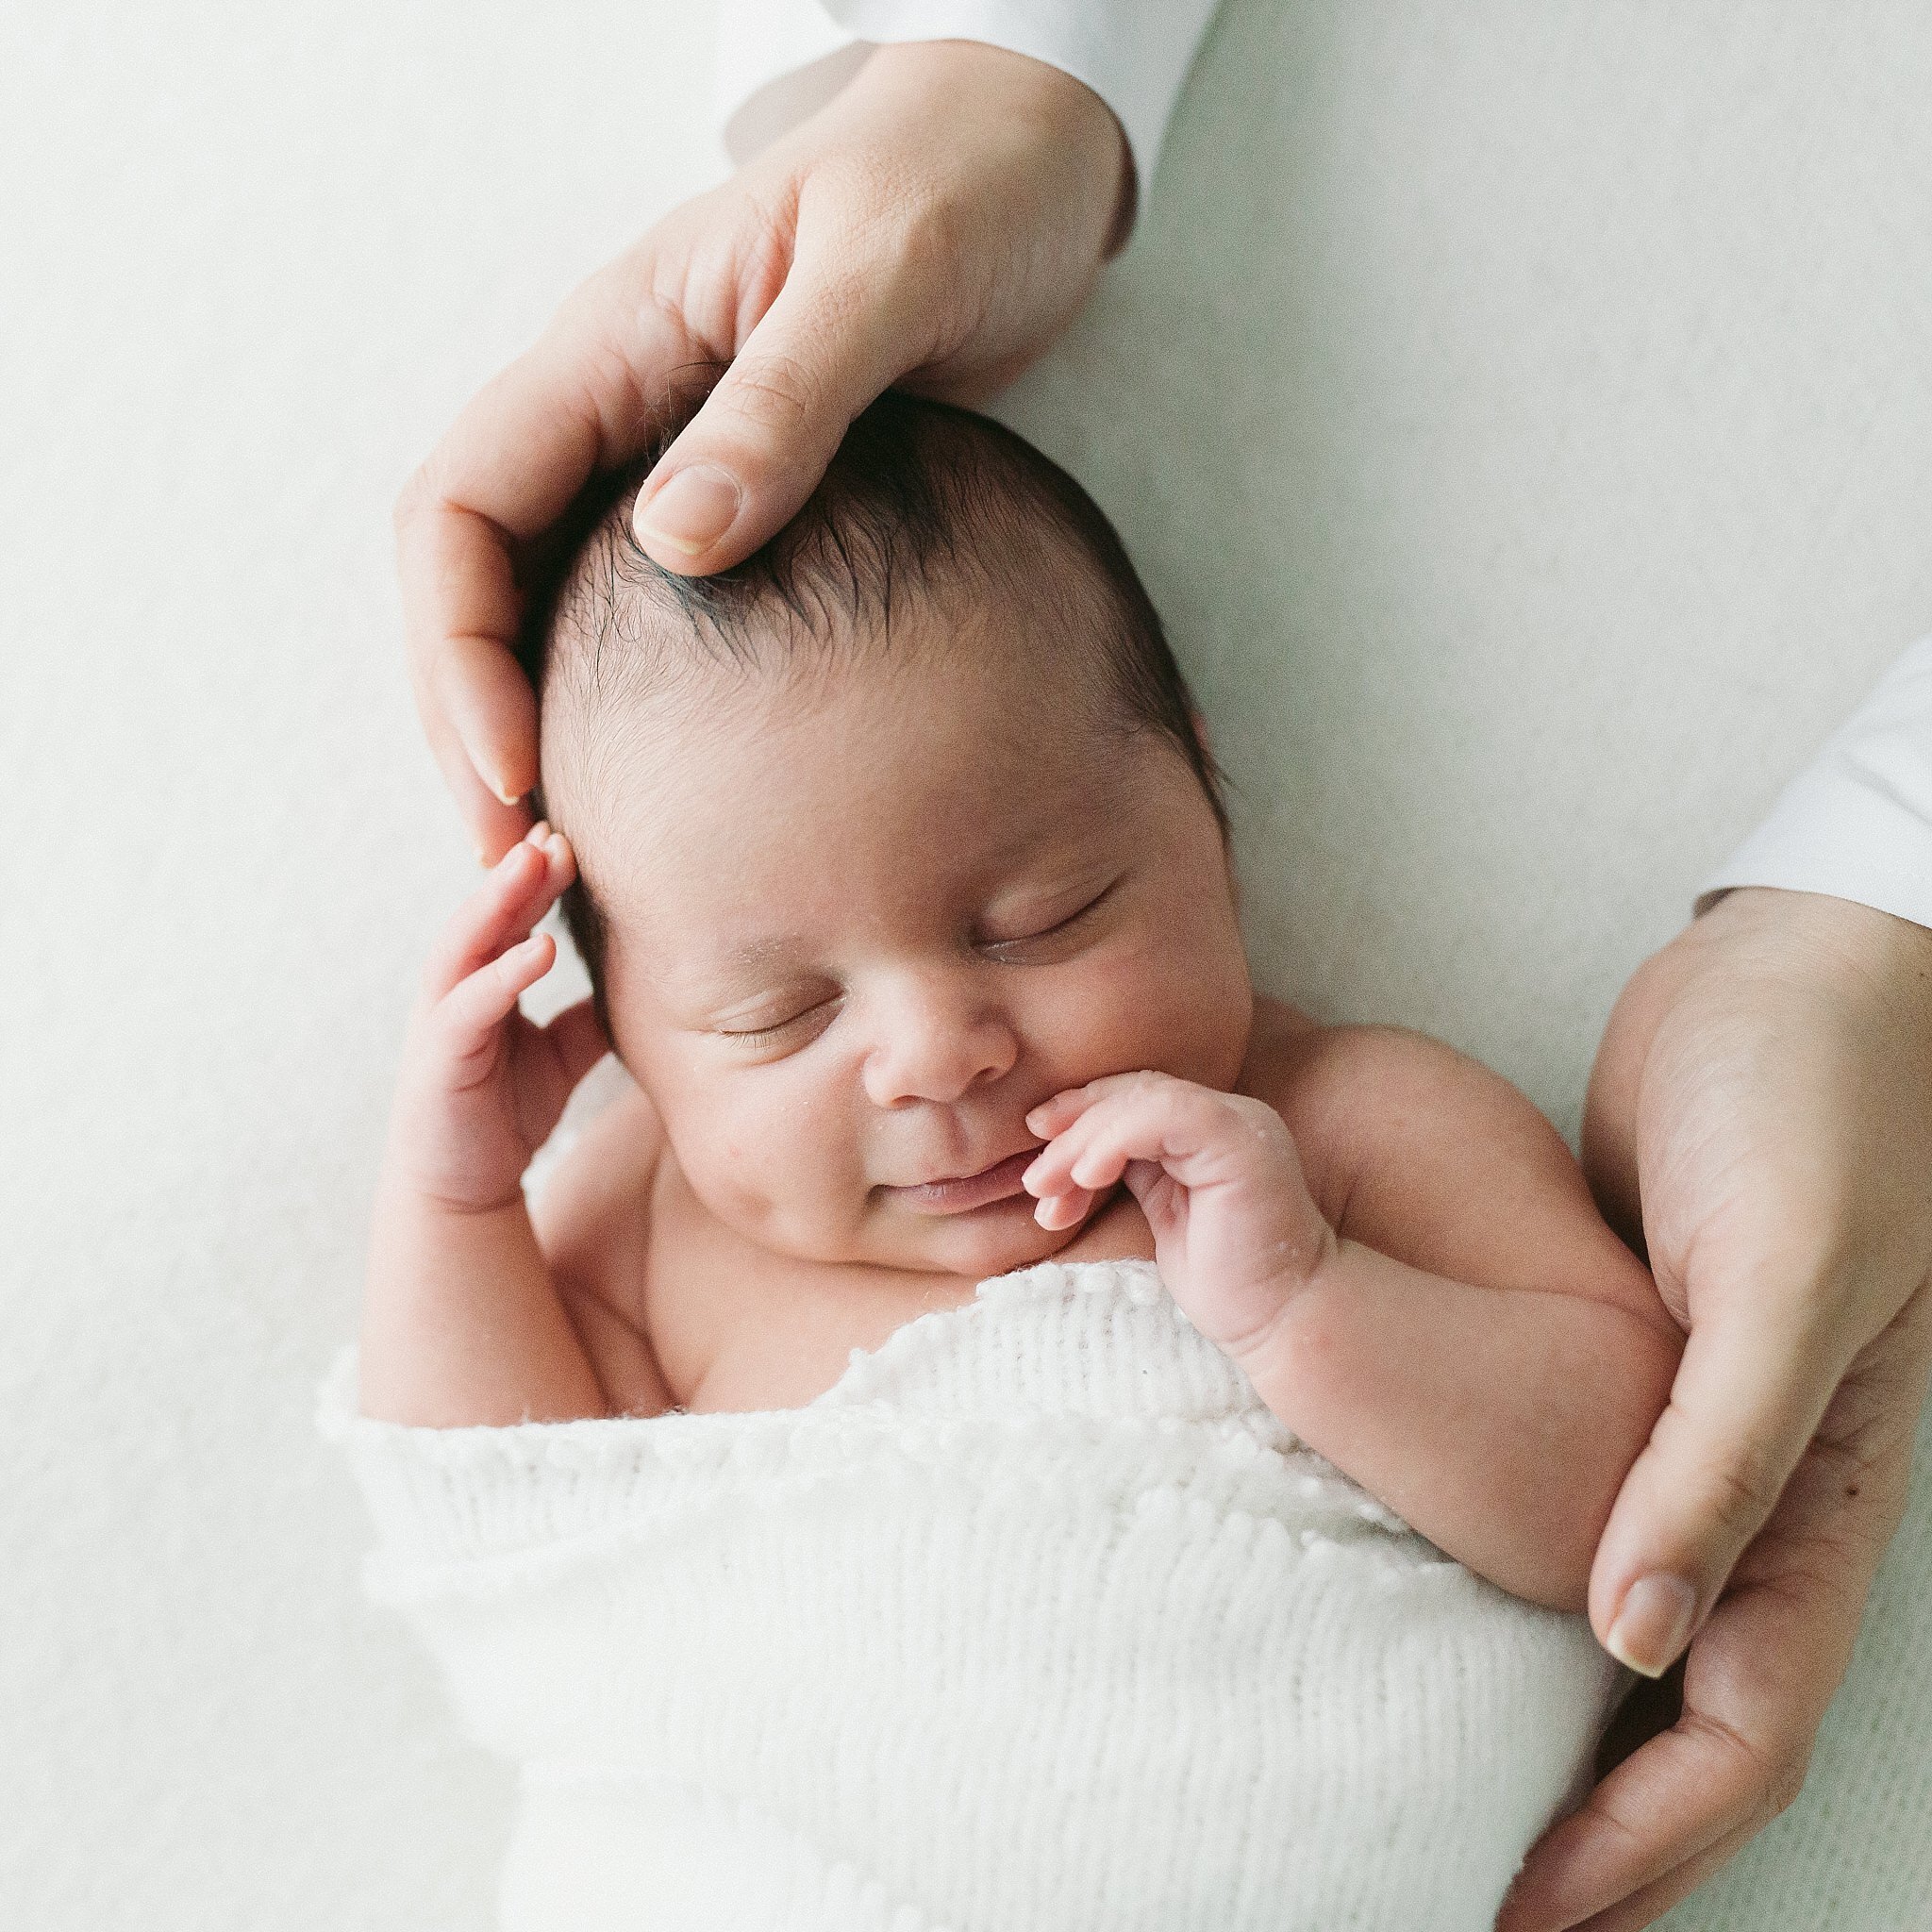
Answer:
702, 1096, 874, 1259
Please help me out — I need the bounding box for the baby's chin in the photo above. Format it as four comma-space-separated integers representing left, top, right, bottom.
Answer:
868, 1191, 1088, 1283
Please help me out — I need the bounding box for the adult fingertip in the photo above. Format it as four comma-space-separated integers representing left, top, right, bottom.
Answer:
437, 651, 540, 815
466, 791, 535, 868
633, 464, 743, 566
1603, 1573, 1700, 1678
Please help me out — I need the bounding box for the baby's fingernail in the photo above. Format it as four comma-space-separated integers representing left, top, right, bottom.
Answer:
1605, 1573, 1698, 1677
525, 820, 551, 846
637, 465, 741, 557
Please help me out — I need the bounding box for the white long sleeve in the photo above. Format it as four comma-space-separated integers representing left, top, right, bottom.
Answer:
1699, 638, 1932, 931
714, 1, 1218, 218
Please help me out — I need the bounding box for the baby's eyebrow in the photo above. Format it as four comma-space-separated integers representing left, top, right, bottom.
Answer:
652, 933, 808, 996
720, 935, 806, 974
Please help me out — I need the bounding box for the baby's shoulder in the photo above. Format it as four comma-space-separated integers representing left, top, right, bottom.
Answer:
1239, 1001, 1485, 1214
1240, 997, 1459, 1124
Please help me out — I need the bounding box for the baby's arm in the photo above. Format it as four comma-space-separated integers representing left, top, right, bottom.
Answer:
358, 827, 612, 1426
1252, 1024, 1681, 1610
1024, 1030, 1683, 1613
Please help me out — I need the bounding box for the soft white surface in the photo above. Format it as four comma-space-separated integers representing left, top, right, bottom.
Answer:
319, 1258, 1622, 1931
5, 3, 1932, 1926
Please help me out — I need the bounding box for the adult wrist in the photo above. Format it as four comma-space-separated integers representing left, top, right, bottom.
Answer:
843, 40, 1134, 255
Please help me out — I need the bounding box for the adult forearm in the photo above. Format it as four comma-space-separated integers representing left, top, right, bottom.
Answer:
1240, 1241, 1682, 1611
359, 1184, 607, 1428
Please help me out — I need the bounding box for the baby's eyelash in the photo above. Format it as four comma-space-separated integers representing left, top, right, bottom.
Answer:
720, 1014, 805, 1045
719, 998, 837, 1046
720, 1020, 791, 1046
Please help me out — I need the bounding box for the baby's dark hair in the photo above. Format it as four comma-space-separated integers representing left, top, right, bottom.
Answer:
515, 388, 1224, 1003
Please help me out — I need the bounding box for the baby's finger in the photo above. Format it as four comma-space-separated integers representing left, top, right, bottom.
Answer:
434, 930, 557, 1063
1025, 1087, 1102, 1140
1023, 1103, 1131, 1232
422, 824, 571, 1001
1032, 1180, 1097, 1232
1020, 1108, 1105, 1198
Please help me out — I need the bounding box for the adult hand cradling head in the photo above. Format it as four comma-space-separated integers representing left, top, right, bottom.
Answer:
394, 40, 1129, 864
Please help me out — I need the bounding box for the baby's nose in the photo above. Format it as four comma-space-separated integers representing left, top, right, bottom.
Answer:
860, 981, 1019, 1108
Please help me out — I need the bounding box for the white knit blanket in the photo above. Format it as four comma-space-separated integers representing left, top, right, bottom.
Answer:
316, 1257, 1626, 1931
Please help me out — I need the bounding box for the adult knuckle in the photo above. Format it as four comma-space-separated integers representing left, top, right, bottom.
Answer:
880, 192, 958, 287
1684, 1707, 1807, 1831
1700, 1445, 1787, 1543
723, 350, 822, 439
820, 161, 961, 320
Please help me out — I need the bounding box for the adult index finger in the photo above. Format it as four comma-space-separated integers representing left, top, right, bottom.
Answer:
396, 275, 700, 837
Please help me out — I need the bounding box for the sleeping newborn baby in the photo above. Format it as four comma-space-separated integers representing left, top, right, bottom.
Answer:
324, 393, 1683, 1932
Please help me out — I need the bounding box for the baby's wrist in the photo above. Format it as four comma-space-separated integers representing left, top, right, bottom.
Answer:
1211, 1206, 1338, 1371
374, 1151, 530, 1225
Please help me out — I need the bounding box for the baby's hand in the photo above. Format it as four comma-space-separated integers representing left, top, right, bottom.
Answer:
383, 824, 608, 1214
1022, 1073, 1336, 1362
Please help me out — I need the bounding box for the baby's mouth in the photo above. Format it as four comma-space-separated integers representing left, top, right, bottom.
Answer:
881, 1148, 1041, 1217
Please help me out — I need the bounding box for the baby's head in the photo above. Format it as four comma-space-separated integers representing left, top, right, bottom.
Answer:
522, 391, 1253, 1279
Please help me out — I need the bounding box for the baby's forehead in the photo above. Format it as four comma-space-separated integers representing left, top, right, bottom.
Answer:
570, 636, 1153, 900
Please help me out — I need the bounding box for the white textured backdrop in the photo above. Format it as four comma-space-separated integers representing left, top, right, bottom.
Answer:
3, 3, 1929, 1926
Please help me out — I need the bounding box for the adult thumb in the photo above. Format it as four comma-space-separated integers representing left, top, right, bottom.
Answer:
627, 251, 916, 575
1587, 1301, 1849, 1676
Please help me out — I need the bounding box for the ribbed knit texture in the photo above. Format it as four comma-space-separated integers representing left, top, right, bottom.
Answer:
317, 1258, 1626, 1930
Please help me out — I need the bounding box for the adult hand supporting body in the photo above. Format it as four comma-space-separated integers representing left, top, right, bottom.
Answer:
396, 38, 1127, 861
1501, 886, 1932, 1932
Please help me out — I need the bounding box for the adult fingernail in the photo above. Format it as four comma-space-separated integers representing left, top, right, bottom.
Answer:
1606, 1573, 1698, 1677
636, 465, 741, 556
